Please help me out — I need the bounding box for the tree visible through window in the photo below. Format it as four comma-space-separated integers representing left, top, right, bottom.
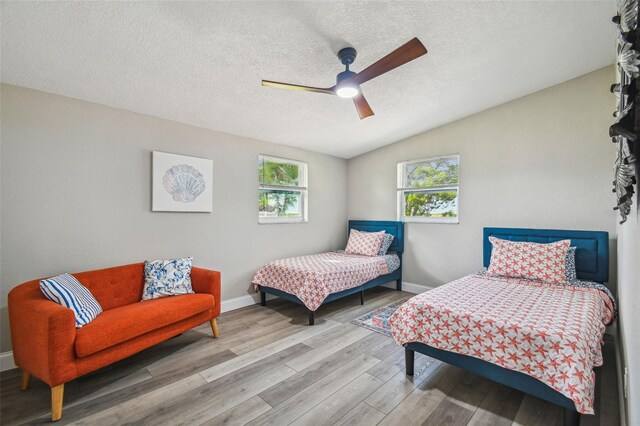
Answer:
397, 155, 459, 223
258, 155, 308, 223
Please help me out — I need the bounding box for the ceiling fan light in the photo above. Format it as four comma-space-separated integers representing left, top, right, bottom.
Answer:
335, 69, 359, 98
336, 85, 359, 98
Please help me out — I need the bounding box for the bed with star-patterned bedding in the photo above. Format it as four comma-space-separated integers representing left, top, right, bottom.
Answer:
389, 227, 612, 426
254, 220, 404, 325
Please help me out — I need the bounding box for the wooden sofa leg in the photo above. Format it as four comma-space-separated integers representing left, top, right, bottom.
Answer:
20, 370, 31, 391
51, 384, 64, 422
210, 318, 219, 338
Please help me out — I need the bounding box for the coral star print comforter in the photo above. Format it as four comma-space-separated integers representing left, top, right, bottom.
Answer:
389, 274, 615, 414
252, 252, 393, 311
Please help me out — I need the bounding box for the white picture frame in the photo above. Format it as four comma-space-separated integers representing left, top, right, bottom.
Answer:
152, 151, 213, 212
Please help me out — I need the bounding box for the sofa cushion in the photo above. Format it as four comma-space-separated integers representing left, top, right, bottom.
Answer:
75, 293, 214, 358
73, 263, 145, 311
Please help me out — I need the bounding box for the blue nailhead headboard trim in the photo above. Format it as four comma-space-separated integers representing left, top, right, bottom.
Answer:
348, 220, 404, 253
483, 227, 609, 284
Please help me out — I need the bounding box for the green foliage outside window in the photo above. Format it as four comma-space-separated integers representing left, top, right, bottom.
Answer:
403, 158, 459, 218
259, 157, 304, 218
259, 159, 299, 187
259, 190, 300, 217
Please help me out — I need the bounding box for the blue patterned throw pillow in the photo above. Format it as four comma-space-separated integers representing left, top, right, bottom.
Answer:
142, 257, 194, 300
378, 233, 395, 256
40, 273, 102, 328
566, 247, 577, 281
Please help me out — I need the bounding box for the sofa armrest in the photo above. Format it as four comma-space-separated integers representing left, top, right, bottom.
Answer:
8, 282, 77, 387
191, 267, 221, 317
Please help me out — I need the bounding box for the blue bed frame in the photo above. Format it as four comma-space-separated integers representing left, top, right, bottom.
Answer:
404, 227, 610, 426
258, 220, 404, 325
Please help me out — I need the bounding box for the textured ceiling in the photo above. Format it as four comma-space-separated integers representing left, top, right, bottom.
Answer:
1, 1, 616, 158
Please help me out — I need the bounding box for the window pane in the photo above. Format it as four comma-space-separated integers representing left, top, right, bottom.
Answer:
259, 158, 300, 187
404, 190, 458, 218
259, 190, 303, 218
404, 157, 458, 188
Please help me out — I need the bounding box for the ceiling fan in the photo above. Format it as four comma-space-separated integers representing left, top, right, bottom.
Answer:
261, 37, 428, 120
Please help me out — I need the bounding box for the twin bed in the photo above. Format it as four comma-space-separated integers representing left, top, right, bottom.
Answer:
392, 227, 613, 425
254, 220, 404, 325
252, 223, 614, 425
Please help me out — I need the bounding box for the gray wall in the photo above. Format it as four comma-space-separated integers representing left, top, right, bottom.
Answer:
616, 196, 639, 425
0, 84, 348, 352
347, 66, 617, 288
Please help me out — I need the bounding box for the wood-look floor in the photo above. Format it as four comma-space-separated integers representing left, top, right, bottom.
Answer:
0, 287, 620, 426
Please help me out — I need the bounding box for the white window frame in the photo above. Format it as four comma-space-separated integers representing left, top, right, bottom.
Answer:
258, 154, 308, 224
397, 154, 460, 224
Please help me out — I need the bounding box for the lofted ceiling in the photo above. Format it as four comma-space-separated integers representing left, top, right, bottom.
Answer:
1, 1, 616, 159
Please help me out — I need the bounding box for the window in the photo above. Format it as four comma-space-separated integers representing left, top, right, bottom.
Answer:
258, 155, 308, 223
397, 154, 459, 223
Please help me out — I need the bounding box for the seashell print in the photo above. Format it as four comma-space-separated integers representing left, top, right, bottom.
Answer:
163, 164, 206, 203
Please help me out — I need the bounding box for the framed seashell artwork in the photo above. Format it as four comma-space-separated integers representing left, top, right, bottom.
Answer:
152, 151, 213, 212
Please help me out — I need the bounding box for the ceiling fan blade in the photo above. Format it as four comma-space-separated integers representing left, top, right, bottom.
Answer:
353, 93, 374, 120
261, 80, 335, 95
352, 38, 427, 85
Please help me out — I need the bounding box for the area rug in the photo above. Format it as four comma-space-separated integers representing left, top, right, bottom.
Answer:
350, 297, 412, 337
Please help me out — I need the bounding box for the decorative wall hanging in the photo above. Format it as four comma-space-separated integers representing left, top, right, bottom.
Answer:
611, 0, 639, 224
152, 151, 213, 212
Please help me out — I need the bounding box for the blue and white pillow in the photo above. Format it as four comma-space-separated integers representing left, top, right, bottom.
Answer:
40, 273, 102, 328
566, 247, 577, 280
378, 233, 395, 256
142, 257, 194, 300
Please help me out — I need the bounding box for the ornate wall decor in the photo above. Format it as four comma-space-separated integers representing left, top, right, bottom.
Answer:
611, 0, 639, 224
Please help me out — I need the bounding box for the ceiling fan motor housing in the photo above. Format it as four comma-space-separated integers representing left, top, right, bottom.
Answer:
338, 47, 357, 66
337, 47, 358, 85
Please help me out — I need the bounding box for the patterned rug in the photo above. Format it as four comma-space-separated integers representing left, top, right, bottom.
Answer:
350, 297, 412, 337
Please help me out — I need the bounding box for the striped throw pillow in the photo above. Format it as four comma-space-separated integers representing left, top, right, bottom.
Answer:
40, 273, 102, 327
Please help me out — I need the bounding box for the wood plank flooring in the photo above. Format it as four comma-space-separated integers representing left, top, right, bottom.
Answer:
0, 287, 620, 426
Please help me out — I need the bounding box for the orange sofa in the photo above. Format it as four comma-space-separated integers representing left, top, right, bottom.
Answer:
8, 262, 221, 421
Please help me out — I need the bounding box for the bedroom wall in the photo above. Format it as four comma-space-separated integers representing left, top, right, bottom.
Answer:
0, 84, 348, 353
347, 66, 617, 289
616, 198, 639, 425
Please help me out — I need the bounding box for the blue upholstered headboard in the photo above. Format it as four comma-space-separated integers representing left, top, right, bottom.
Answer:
483, 227, 609, 284
348, 220, 404, 253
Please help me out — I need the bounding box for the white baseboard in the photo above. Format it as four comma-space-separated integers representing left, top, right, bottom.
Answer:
220, 292, 277, 313
220, 294, 259, 312
1, 351, 16, 372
